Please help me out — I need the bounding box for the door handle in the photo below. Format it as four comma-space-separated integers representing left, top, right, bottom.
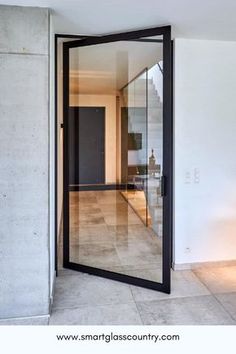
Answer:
160, 175, 165, 197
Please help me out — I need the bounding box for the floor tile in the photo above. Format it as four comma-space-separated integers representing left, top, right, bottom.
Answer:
70, 229, 116, 245
99, 203, 130, 213
71, 207, 101, 215
136, 295, 235, 325
103, 215, 141, 226
74, 213, 104, 221
52, 273, 134, 310
194, 266, 236, 294
215, 292, 236, 321
70, 191, 95, 199
68, 189, 163, 274
131, 270, 210, 302
56, 190, 236, 326
104, 263, 162, 275
57, 268, 80, 277
70, 243, 121, 267
116, 241, 162, 267
71, 196, 97, 204
96, 194, 125, 205
50, 303, 142, 325
73, 216, 106, 227
125, 267, 162, 283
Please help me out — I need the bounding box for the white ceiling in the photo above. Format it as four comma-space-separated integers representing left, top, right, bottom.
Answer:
2, 0, 236, 41
69, 40, 163, 94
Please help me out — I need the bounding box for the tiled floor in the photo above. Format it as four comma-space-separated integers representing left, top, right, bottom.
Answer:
52, 190, 236, 325
60, 190, 163, 283
50, 266, 236, 325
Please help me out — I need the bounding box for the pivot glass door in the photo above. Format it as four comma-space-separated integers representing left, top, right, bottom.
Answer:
63, 26, 172, 293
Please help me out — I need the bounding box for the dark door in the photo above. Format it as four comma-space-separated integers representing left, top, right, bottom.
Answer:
68, 107, 105, 185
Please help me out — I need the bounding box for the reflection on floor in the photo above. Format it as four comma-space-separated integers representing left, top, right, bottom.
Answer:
68, 190, 162, 282
50, 266, 236, 325
120, 190, 152, 226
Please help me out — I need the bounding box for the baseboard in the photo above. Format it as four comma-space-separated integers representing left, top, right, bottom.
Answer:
69, 183, 126, 191
173, 259, 236, 270
0, 314, 50, 325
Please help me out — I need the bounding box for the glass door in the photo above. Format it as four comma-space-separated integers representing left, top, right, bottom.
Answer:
63, 26, 172, 293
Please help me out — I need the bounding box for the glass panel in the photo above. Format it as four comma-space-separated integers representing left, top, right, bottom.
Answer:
67, 36, 163, 283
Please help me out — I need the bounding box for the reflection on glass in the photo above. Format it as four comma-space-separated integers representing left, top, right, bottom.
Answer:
67, 37, 163, 283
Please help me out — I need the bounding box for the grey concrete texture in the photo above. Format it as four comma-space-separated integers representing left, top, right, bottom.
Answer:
52, 273, 134, 310
215, 292, 236, 321
0, 6, 50, 319
136, 295, 235, 325
0, 5, 49, 55
49, 304, 142, 325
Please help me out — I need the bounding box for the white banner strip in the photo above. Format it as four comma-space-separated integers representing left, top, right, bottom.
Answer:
0, 325, 236, 354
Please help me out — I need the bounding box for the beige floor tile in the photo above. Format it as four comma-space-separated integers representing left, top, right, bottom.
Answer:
65, 189, 164, 284
116, 241, 161, 267
70, 207, 101, 215
70, 243, 122, 267
104, 215, 141, 226
122, 267, 162, 283
71, 231, 115, 245
71, 196, 97, 204
194, 266, 236, 294
126, 267, 163, 283
99, 203, 129, 213
105, 263, 162, 274
73, 216, 106, 226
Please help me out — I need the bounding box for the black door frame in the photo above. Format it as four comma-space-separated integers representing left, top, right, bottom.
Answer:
59, 26, 173, 293
54, 34, 95, 276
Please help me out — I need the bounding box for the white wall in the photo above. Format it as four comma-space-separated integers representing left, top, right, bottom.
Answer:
174, 39, 236, 266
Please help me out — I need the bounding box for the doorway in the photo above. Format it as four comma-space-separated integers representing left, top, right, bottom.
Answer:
62, 26, 172, 293
68, 107, 105, 186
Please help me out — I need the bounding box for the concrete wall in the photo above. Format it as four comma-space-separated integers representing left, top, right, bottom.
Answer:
174, 39, 236, 267
0, 5, 50, 322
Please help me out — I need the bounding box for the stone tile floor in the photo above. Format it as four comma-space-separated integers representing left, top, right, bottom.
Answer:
49, 266, 236, 325
60, 190, 163, 283
50, 190, 236, 325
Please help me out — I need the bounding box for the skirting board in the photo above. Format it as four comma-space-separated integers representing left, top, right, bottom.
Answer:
173, 259, 236, 270
69, 183, 126, 191
0, 314, 50, 325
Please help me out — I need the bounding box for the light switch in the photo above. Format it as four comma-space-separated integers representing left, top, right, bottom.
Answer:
194, 168, 200, 184
184, 171, 191, 184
